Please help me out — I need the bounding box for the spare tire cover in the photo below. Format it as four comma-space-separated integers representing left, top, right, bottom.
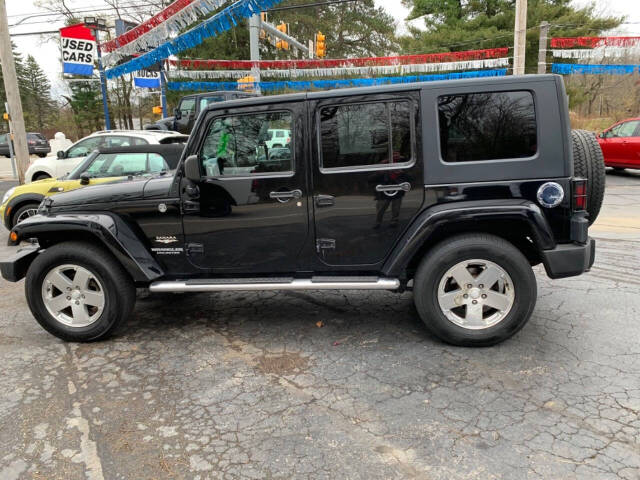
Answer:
571, 129, 605, 225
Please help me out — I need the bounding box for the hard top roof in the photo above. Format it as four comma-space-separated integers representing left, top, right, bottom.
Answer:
201, 74, 560, 113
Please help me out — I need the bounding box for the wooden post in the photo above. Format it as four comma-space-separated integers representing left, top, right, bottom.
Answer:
513, 0, 528, 75
537, 21, 550, 74
0, 0, 30, 183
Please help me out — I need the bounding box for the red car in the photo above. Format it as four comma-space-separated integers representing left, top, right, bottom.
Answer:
597, 118, 640, 170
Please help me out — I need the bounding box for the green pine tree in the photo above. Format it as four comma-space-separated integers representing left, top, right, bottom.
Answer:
0, 43, 30, 124
23, 55, 57, 132
399, 0, 623, 73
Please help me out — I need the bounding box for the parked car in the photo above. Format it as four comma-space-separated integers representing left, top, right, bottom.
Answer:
144, 91, 260, 134
597, 117, 640, 170
0, 144, 183, 229
23, 130, 188, 183
0, 132, 51, 158
1, 75, 605, 346
265, 128, 291, 148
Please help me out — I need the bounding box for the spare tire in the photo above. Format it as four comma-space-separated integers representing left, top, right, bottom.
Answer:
571, 129, 605, 225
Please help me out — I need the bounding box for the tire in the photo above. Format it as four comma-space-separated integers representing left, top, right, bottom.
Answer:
612, 167, 625, 172
32, 173, 51, 181
12, 202, 40, 228
25, 241, 135, 342
571, 129, 605, 225
413, 233, 537, 347
37, 153, 47, 158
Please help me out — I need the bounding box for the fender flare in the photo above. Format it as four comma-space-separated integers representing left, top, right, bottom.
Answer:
12, 213, 163, 283
382, 199, 556, 277
3, 193, 45, 229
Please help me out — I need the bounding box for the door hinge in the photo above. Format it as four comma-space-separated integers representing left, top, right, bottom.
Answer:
185, 243, 204, 256
316, 238, 336, 253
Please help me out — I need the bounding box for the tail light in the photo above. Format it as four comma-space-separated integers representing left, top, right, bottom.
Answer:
28, 140, 35, 145
572, 179, 587, 211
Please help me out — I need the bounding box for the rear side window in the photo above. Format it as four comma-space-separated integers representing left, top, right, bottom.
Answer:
438, 91, 537, 162
319, 100, 413, 171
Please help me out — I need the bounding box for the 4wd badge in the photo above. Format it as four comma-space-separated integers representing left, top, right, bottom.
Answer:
155, 236, 178, 244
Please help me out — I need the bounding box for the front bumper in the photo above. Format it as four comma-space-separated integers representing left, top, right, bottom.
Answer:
0, 245, 39, 282
541, 238, 596, 279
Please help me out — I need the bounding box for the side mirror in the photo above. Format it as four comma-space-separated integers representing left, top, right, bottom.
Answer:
183, 155, 201, 182
174, 108, 182, 120
79, 172, 90, 185
57, 150, 66, 159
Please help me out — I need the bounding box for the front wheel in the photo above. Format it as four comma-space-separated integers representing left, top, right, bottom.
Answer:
12, 202, 40, 227
25, 242, 135, 342
413, 234, 537, 347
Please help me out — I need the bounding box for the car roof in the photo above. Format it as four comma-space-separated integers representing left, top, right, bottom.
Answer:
202, 74, 561, 114
90, 129, 186, 138
96, 144, 185, 169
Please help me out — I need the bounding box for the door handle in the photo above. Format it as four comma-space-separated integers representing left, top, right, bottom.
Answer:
315, 194, 335, 207
375, 182, 411, 193
269, 189, 302, 202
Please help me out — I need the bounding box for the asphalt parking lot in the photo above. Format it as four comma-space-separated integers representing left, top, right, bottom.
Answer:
0, 172, 639, 479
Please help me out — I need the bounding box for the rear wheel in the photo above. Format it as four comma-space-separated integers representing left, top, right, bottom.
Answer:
25, 242, 135, 342
571, 129, 605, 225
413, 234, 537, 347
12, 202, 40, 227
37, 153, 47, 158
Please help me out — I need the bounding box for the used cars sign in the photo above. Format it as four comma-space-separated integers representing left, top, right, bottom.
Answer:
60, 24, 96, 76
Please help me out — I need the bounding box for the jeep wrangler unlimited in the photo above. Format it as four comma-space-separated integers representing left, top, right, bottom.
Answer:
1, 75, 604, 346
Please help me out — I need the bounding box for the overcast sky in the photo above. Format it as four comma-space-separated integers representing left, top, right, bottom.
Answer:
6, 0, 640, 96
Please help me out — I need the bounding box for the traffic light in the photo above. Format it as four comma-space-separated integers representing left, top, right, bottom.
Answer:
238, 75, 256, 91
276, 23, 289, 50
260, 12, 267, 39
315, 32, 326, 58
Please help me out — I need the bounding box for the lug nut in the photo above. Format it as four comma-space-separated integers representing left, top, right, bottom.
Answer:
66, 296, 71, 300
467, 284, 472, 289
472, 300, 478, 304
479, 284, 484, 288
463, 294, 468, 299
482, 294, 487, 299
75, 301, 80, 305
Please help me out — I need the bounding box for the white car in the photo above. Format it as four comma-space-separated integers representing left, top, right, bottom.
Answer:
265, 129, 291, 149
24, 130, 189, 183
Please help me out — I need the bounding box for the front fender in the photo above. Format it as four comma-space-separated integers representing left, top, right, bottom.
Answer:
382, 199, 555, 277
11, 213, 163, 283
3, 193, 45, 229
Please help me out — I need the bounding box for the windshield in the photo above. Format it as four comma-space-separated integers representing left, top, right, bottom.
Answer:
67, 151, 169, 179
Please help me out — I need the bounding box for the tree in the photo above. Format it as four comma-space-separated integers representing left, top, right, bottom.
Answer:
399, 0, 623, 73
0, 42, 30, 121
63, 82, 104, 136
22, 55, 57, 132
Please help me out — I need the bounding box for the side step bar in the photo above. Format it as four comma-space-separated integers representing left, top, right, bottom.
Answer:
149, 277, 400, 293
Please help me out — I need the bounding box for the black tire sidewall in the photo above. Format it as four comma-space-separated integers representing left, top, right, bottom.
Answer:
12, 202, 40, 228
26, 247, 127, 341
414, 236, 537, 347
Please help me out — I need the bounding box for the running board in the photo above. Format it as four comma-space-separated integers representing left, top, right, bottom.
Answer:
149, 276, 400, 293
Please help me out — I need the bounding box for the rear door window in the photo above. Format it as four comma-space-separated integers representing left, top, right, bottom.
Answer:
438, 91, 537, 162
319, 100, 413, 171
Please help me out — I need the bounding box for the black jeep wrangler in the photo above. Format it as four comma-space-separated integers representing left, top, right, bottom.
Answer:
1, 75, 604, 346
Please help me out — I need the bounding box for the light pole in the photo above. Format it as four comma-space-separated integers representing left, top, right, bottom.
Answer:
84, 17, 111, 130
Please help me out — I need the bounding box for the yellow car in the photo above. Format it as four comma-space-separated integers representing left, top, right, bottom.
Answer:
1, 144, 183, 229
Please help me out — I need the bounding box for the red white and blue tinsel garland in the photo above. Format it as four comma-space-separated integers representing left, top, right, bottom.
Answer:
167, 69, 508, 92
105, 0, 284, 79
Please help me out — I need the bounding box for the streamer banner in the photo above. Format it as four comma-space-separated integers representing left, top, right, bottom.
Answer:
105, 0, 284, 78
167, 69, 508, 92
169, 48, 510, 70
551, 37, 640, 48
60, 24, 96, 76
102, 0, 228, 67
134, 70, 161, 88
551, 63, 638, 75
552, 48, 640, 59
167, 58, 510, 79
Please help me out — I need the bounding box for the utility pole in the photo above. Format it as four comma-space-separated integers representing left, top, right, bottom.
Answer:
248, 14, 261, 95
159, 63, 168, 117
0, 0, 30, 183
537, 21, 549, 74
513, 0, 528, 75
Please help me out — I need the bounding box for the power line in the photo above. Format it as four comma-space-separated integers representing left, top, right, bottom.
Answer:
267, 0, 360, 12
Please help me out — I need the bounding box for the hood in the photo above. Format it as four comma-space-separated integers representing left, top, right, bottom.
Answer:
48, 176, 153, 209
